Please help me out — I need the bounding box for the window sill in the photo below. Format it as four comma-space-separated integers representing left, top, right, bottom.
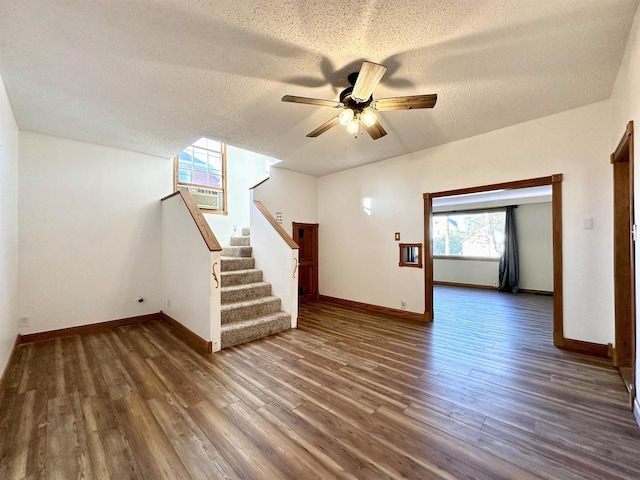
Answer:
200, 209, 227, 216
433, 256, 499, 262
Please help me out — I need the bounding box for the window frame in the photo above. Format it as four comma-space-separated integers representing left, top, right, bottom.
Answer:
431, 207, 507, 260
173, 142, 228, 215
399, 243, 423, 268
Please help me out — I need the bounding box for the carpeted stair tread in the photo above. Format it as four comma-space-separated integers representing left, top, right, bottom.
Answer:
242, 227, 250, 236
221, 269, 263, 286
222, 246, 252, 257
221, 312, 291, 349
221, 282, 271, 304
230, 235, 250, 246
217, 227, 291, 349
221, 296, 281, 324
221, 256, 255, 271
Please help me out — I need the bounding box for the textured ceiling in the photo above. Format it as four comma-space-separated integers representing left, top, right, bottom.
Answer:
0, 0, 638, 176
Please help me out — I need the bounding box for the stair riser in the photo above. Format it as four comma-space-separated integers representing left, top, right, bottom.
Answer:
221, 284, 271, 304
222, 246, 252, 257
221, 270, 262, 286
222, 299, 281, 324
230, 236, 250, 246
221, 315, 291, 349
221, 258, 255, 271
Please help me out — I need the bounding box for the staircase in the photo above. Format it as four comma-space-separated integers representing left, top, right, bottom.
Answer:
220, 228, 291, 349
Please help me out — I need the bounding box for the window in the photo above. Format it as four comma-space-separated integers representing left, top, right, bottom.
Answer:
174, 137, 227, 214
432, 210, 505, 259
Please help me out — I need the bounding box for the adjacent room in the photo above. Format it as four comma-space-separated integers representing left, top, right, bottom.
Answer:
1, 1, 640, 478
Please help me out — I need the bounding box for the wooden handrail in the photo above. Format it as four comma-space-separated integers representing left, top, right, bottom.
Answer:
250, 177, 270, 190
253, 200, 299, 249
161, 191, 222, 252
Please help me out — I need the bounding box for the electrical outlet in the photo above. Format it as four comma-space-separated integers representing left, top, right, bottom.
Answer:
400, 300, 407, 310
493, 281, 499, 287
18, 317, 30, 328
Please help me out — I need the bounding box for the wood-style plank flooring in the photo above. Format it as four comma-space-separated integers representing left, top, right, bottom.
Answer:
1, 285, 640, 479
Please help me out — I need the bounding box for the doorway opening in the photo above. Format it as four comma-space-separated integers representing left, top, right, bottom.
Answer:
611, 120, 635, 405
423, 175, 565, 346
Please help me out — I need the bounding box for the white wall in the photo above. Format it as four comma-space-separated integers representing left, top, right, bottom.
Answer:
161, 194, 220, 346
610, 2, 640, 413
516, 202, 553, 291
434, 259, 497, 287
253, 167, 318, 235
18, 132, 172, 334
319, 100, 613, 344
0, 73, 19, 376
204, 145, 269, 244
250, 200, 299, 327
433, 202, 553, 291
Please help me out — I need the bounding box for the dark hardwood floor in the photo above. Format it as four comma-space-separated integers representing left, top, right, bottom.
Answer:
1, 285, 639, 479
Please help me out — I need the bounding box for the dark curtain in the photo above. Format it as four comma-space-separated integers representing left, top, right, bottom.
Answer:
498, 206, 519, 293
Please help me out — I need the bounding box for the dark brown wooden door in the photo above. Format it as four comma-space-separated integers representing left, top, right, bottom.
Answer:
293, 223, 318, 302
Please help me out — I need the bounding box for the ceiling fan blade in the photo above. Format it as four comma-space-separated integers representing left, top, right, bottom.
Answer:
306, 116, 340, 138
362, 120, 387, 140
371, 94, 437, 111
352, 62, 387, 103
281, 95, 341, 108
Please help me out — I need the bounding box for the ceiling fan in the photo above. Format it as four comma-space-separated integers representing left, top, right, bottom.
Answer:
282, 61, 437, 140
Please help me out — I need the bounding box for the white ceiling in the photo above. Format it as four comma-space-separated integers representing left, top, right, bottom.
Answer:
0, 1, 637, 176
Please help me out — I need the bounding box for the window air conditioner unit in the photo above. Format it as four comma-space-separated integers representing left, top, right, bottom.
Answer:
179, 185, 224, 210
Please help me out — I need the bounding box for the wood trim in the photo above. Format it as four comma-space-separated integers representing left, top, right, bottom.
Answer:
518, 288, 554, 296
424, 174, 565, 348
165, 190, 222, 252
18, 312, 213, 356
434, 281, 496, 290
424, 193, 434, 321
559, 338, 610, 358
159, 312, 212, 355
20, 313, 160, 344
629, 121, 636, 406
552, 178, 564, 347
319, 295, 427, 324
399, 243, 423, 268
424, 176, 555, 199
433, 206, 516, 215
250, 177, 270, 190
610, 120, 636, 405
253, 200, 299, 249
612, 121, 634, 163
0, 334, 22, 392
161, 191, 180, 201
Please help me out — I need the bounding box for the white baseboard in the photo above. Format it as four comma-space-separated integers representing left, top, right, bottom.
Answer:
634, 397, 640, 429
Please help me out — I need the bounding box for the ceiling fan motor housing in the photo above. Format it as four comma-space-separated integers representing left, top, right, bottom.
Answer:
340, 86, 372, 112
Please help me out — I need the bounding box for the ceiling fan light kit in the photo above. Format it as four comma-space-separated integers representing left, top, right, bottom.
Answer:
282, 61, 437, 140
